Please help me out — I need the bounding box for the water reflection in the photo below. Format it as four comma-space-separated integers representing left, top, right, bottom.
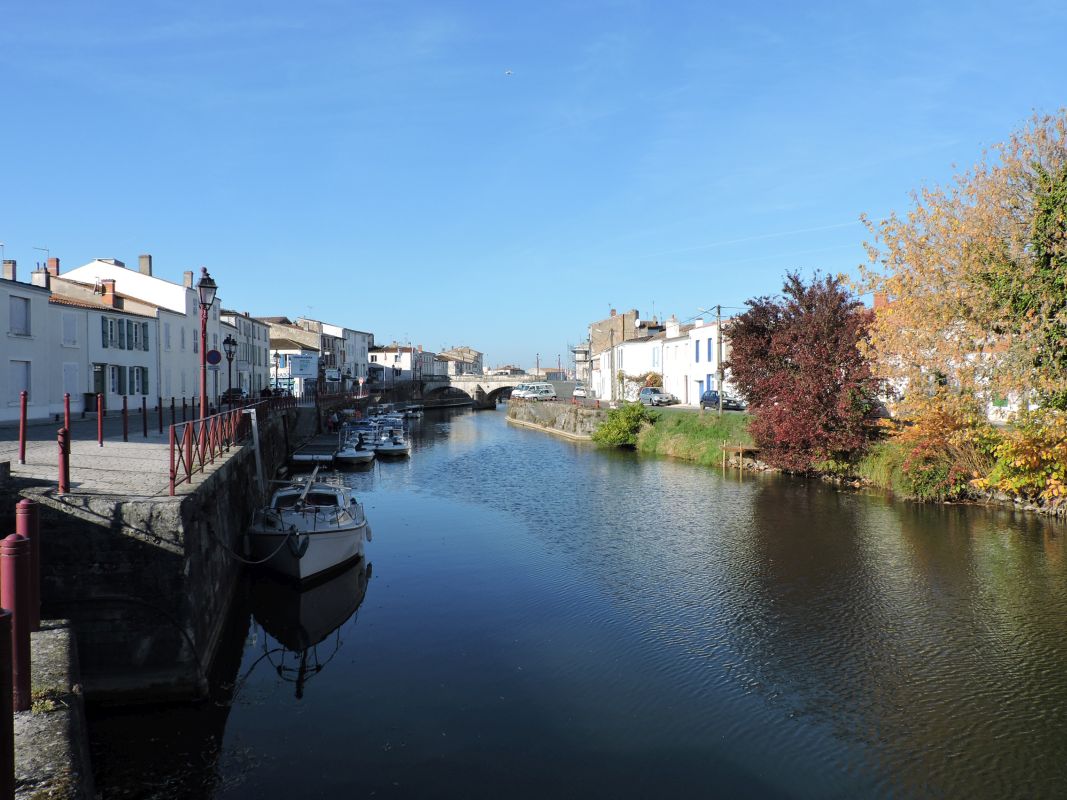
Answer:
88, 409, 1067, 799
245, 559, 372, 700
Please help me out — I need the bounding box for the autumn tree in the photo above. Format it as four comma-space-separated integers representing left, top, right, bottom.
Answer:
861, 111, 1067, 412
726, 272, 878, 471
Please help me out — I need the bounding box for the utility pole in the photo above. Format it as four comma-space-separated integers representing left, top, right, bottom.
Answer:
536, 353, 540, 377
716, 304, 724, 416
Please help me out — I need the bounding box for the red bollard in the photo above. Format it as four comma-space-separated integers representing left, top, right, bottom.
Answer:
596, 399, 601, 409
64, 392, 71, 432
122, 395, 129, 442
97, 393, 104, 447
58, 427, 70, 495
142, 396, 148, 438
14, 500, 40, 632
18, 390, 27, 465
1, 534, 32, 712
0, 610, 12, 800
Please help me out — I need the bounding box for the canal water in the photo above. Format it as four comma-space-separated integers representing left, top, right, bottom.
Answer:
90, 407, 1067, 798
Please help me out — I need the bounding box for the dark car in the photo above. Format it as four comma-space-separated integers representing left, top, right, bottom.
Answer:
220, 387, 248, 401
701, 389, 745, 411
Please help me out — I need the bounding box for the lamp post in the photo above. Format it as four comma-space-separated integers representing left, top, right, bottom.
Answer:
223, 334, 237, 408
196, 268, 217, 421
273, 350, 280, 391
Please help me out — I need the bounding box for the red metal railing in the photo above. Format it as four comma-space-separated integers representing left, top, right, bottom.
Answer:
168, 396, 296, 495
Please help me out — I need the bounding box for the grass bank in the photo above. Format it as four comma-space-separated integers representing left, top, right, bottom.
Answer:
636, 408, 753, 466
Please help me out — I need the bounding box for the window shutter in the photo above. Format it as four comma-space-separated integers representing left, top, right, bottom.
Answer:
129, 367, 135, 395
102, 317, 109, 348
141, 367, 149, 395
118, 366, 127, 395
127, 321, 134, 350
118, 320, 126, 349
142, 323, 149, 351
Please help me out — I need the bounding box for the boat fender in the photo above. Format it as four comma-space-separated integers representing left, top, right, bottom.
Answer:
366, 525, 372, 542
288, 529, 310, 559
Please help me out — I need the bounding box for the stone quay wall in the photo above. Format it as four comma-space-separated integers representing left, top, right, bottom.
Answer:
18, 406, 317, 702
505, 400, 604, 440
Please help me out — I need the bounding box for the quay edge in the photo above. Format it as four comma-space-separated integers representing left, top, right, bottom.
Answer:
4, 406, 317, 704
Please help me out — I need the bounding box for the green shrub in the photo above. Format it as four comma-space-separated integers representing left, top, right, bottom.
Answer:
591, 402, 658, 447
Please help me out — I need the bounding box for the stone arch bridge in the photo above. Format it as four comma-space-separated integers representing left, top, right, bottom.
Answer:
423, 375, 572, 409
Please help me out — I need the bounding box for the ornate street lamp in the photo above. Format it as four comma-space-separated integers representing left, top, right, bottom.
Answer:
223, 334, 237, 408
196, 268, 217, 420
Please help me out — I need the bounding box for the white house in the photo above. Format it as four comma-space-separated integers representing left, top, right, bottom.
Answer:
221, 310, 271, 396
61, 255, 226, 407
2, 261, 55, 422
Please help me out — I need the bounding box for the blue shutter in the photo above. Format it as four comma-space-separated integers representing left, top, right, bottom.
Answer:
101, 317, 109, 348
142, 322, 149, 351
118, 320, 126, 349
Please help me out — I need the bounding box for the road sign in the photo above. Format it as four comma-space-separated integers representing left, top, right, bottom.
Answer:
206, 349, 222, 365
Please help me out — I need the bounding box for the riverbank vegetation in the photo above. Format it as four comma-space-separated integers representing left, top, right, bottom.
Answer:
636, 408, 752, 466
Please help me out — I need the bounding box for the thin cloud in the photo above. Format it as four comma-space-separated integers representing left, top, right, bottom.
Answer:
636, 220, 862, 259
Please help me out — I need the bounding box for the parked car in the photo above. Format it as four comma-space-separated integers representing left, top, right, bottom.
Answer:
220, 387, 248, 401
699, 389, 720, 410
700, 390, 746, 411
722, 394, 746, 411
530, 385, 557, 401
638, 387, 674, 406
572, 384, 588, 398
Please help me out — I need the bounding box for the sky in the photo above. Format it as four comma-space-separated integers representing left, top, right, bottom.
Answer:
2, 0, 1066, 368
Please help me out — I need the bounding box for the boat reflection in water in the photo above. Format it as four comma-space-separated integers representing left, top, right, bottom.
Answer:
247, 558, 371, 699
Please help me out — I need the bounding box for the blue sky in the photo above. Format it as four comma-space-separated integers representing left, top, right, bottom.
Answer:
3, 1, 1065, 368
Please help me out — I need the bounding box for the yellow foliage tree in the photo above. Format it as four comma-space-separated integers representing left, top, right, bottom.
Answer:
860, 111, 1067, 415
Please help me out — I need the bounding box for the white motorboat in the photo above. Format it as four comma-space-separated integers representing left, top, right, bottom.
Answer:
249, 468, 370, 581
334, 430, 376, 466
373, 423, 411, 457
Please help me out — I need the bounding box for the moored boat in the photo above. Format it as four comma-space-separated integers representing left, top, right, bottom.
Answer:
249, 467, 370, 581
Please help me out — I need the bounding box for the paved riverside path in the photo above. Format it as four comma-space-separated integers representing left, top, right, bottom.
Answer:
0, 409, 215, 497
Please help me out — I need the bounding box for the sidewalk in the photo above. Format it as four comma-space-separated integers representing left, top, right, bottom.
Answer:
1, 410, 190, 497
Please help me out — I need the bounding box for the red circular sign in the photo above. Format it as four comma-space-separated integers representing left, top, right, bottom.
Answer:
206, 349, 222, 365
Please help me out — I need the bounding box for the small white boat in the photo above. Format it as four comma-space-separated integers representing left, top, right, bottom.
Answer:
249, 468, 370, 581
373, 424, 411, 457
334, 431, 376, 466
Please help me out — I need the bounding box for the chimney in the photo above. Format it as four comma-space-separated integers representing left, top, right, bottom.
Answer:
139, 254, 153, 276
873, 292, 889, 310
183, 270, 193, 288
31, 267, 50, 289
610, 308, 617, 317
46, 257, 60, 276
2, 260, 14, 281
101, 279, 118, 307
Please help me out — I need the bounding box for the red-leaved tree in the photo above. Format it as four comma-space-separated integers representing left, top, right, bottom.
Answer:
726, 272, 878, 471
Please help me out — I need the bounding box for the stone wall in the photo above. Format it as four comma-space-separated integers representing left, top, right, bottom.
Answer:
505, 400, 605, 439
17, 406, 316, 702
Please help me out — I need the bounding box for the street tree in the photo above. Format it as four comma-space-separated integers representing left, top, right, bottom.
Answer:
726, 272, 878, 471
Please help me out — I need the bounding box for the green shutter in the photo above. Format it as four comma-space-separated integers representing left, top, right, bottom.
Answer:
118, 320, 126, 349
129, 367, 136, 395
141, 367, 149, 395
101, 317, 109, 348
142, 322, 149, 351
127, 321, 134, 350
118, 366, 127, 395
